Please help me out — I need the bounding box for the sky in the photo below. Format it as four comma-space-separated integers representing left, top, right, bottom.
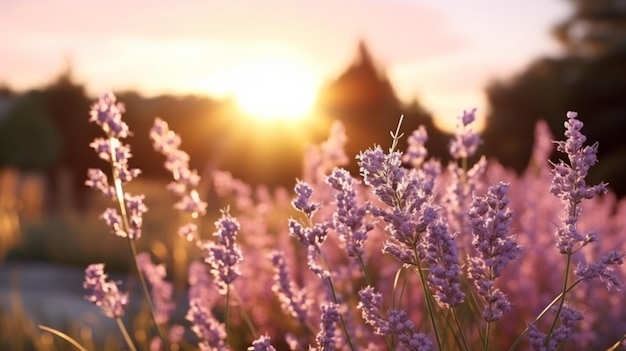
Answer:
0, 0, 571, 131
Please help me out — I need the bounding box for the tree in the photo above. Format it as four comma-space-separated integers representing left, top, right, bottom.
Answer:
0, 94, 61, 171
481, 0, 626, 196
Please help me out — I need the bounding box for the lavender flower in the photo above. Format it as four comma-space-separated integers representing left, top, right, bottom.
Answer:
550, 111, 608, 254
315, 303, 340, 351
402, 125, 428, 168
203, 210, 243, 295
325, 168, 374, 259
85, 168, 115, 199
288, 219, 330, 278
527, 305, 583, 351
423, 207, 465, 308
357, 286, 392, 335
449, 108, 480, 160
137, 252, 175, 325
248, 335, 276, 351
358, 286, 432, 351
387, 310, 433, 351
150, 117, 207, 223
84, 263, 129, 319
467, 182, 521, 321
186, 299, 227, 351
292, 181, 320, 218
269, 250, 311, 325
574, 250, 624, 291
174, 189, 208, 218
289, 180, 331, 278
89, 92, 130, 139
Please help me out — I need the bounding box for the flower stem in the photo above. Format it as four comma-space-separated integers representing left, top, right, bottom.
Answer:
109, 138, 168, 350
115, 317, 138, 351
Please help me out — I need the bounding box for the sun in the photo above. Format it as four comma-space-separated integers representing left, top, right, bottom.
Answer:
227, 56, 320, 121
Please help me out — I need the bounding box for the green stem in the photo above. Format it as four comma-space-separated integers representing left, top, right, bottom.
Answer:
544, 253, 572, 344
508, 279, 582, 351
325, 274, 356, 351
414, 253, 443, 350
451, 309, 470, 351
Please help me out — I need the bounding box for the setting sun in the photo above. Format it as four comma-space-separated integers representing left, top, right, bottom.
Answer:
225, 56, 320, 121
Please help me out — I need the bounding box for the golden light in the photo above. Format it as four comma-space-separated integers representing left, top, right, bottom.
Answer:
225, 56, 320, 121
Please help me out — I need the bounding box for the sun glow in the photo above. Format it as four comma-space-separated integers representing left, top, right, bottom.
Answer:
223, 56, 320, 121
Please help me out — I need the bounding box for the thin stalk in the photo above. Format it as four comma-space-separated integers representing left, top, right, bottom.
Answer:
413, 252, 443, 350
508, 279, 582, 351
109, 138, 168, 350
232, 290, 258, 338
544, 253, 572, 344
225, 285, 231, 347
38, 325, 90, 351
325, 273, 356, 351
115, 318, 138, 351
451, 309, 471, 351
357, 254, 395, 350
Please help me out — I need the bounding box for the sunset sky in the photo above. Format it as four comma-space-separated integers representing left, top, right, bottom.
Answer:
0, 0, 570, 130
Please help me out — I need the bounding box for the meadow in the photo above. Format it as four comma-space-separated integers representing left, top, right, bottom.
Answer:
1, 92, 625, 351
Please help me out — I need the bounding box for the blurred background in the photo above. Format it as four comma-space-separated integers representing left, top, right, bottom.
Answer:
1, 0, 626, 346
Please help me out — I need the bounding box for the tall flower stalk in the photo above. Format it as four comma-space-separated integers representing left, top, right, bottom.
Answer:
86, 92, 167, 349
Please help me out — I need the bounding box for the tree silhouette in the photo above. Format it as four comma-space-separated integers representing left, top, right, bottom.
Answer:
482, 0, 626, 196
0, 94, 61, 171
314, 40, 451, 175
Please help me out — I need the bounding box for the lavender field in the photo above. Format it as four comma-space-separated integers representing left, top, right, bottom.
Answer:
2, 92, 626, 351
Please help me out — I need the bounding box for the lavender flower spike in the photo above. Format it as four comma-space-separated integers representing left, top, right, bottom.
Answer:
326, 168, 374, 259
550, 111, 608, 254
203, 209, 243, 295
248, 335, 277, 351
449, 108, 480, 160
269, 250, 311, 325
84, 263, 129, 319
424, 206, 465, 308
89, 92, 130, 139
467, 182, 521, 321
315, 303, 340, 351
137, 252, 175, 325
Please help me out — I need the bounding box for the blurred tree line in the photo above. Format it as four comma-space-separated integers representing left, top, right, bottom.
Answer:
482, 0, 626, 195
0, 42, 452, 213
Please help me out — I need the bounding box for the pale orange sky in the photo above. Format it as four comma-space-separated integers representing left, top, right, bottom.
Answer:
0, 0, 570, 130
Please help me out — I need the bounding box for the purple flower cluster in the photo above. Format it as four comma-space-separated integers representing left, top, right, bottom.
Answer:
86, 93, 146, 239
186, 299, 227, 351
83, 263, 129, 319
289, 182, 331, 278
449, 108, 480, 160
527, 305, 583, 351
136, 252, 175, 325
269, 250, 311, 325
150, 118, 207, 223
314, 303, 340, 351
402, 125, 428, 168
358, 286, 432, 351
550, 111, 608, 254
423, 207, 465, 308
358, 147, 434, 262
202, 210, 243, 295
325, 168, 374, 259
467, 182, 522, 321
248, 335, 276, 351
